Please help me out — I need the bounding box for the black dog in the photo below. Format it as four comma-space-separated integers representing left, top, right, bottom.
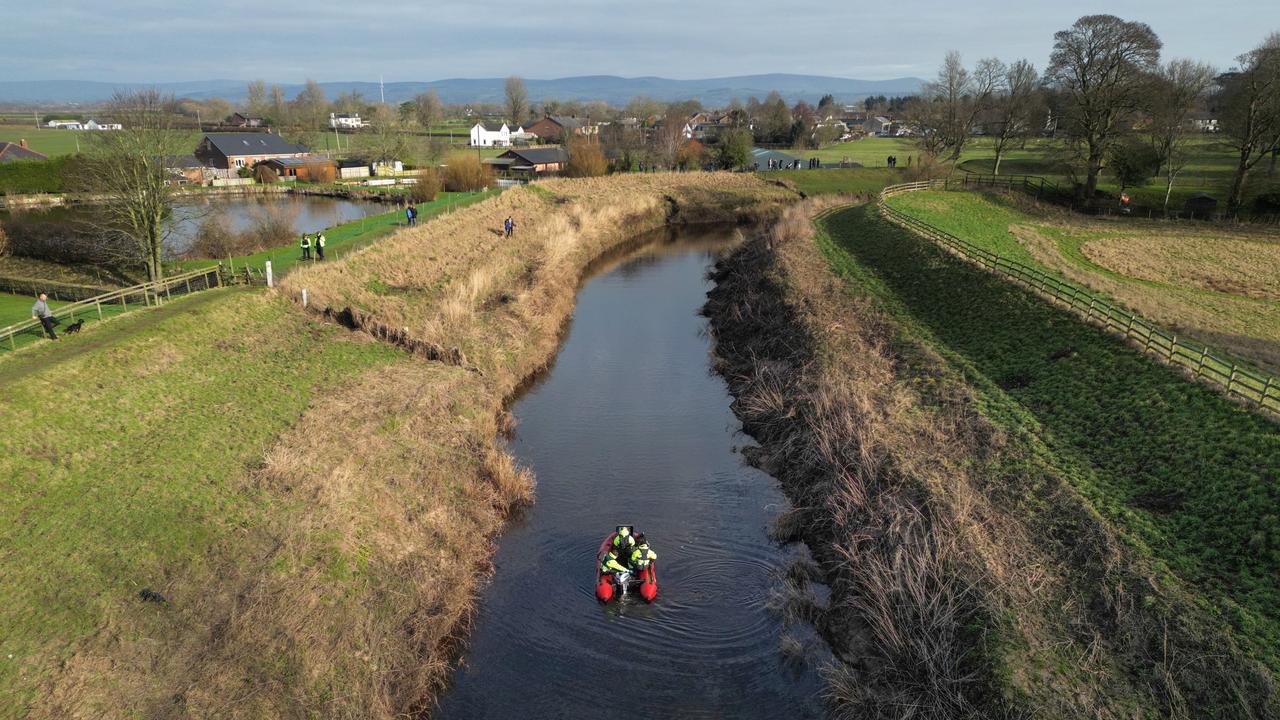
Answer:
64, 319, 84, 334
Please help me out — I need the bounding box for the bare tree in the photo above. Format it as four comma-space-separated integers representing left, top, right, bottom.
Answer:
414, 90, 443, 130
910, 52, 1002, 161
1148, 59, 1217, 211
246, 79, 268, 118
505, 76, 529, 127
1046, 14, 1162, 199
269, 84, 289, 126
81, 89, 189, 281
292, 79, 329, 131
1220, 32, 1280, 212
989, 60, 1043, 175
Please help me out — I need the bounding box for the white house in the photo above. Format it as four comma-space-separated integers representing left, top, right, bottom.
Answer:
83, 120, 122, 130
329, 113, 365, 129
46, 120, 83, 130
470, 122, 523, 147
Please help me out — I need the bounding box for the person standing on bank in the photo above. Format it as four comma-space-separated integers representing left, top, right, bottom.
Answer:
31, 293, 59, 340
300, 233, 312, 261
315, 233, 326, 261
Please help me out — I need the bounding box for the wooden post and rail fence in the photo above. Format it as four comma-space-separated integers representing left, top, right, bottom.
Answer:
0, 265, 222, 354
871, 179, 1280, 417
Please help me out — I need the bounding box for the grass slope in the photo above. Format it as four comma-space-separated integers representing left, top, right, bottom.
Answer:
0, 288, 404, 713
886, 190, 1280, 374
816, 204, 1280, 680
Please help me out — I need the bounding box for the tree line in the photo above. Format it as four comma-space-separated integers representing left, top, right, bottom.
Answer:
905, 15, 1279, 212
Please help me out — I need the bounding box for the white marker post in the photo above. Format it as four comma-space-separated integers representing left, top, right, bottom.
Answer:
265, 260, 274, 288
301, 288, 308, 308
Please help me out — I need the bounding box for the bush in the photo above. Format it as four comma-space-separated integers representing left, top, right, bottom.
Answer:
410, 169, 442, 203
236, 166, 253, 179
1108, 141, 1160, 191
254, 164, 279, 184
564, 137, 608, 177
3, 213, 128, 264
716, 129, 753, 170
0, 220, 8, 257
442, 154, 493, 192
188, 215, 241, 258
186, 203, 299, 259
0, 158, 66, 195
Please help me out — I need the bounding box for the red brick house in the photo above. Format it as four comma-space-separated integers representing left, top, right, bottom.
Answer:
194, 132, 309, 170
0, 139, 48, 164
523, 115, 595, 142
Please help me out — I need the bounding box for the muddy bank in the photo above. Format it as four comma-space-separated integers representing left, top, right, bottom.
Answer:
702, 200, 1277, 718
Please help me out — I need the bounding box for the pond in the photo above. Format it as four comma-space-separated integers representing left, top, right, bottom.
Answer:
0, 193, 387, 256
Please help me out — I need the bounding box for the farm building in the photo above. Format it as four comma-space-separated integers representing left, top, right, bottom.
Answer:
259, 156, 337, 182
0, 140, 48, 164
523, 115, 596, 142
194, 132, 309, 170
227, 113, 265, 128
486, 146, 569, 178
329, 113, 365, 129
470, 123, 520, 147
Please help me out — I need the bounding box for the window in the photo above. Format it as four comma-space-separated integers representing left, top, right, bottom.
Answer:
235, 159, 244, 168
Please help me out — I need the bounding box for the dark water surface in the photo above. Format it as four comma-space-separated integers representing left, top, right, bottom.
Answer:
1, 194, 384, 254
436, 225, 826, 719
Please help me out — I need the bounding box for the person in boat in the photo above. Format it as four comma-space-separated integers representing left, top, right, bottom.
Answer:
611, 525, 637, 553
629, 533, 657, 570
600, 546, 630, 578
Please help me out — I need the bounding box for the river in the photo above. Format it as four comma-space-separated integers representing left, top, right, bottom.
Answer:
0, 193, 385, 256
435, 225, 827, 719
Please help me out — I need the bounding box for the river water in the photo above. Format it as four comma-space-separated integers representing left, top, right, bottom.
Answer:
435, 225, 826, 719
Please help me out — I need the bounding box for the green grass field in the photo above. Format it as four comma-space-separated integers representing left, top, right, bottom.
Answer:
0, 288, 406, 711
885, 190, 1280, 374
814, 203, 1280, 675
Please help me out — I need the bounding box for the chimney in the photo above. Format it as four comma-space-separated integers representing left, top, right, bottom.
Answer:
19, 138, 28, 149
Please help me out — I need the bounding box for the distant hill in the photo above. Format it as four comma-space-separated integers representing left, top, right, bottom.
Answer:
0, 75, 924, 107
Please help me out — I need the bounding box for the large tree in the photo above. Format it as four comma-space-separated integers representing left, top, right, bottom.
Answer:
1148, 58, 1217, 211
1046, 14, 1162, 199
1219, 33, 1280, 212
912, 52, 1002, 161
505, 76, 529, 126
246, 79, 268, 118
988, 60, 1043, 175
81, 90, 189, 282
413, 90, 444, 130
292, 79, 329, 131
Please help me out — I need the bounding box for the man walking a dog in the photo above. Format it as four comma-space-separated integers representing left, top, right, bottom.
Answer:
31, 292, 59, 340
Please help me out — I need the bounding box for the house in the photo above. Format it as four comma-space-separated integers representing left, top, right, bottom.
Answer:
524, 115, 595, 142
487, 146, 569, 177
83, 120, 122, 130
45, 120, 83, 130
194, 132, 309, 170
1187, 111, 1219, 133
470, 122, 515, 147
329, 113, 366, 129
865, 116, 893, 135
260, 156, 337, 182
0, 139, 49, 164
228, 113, 264, 128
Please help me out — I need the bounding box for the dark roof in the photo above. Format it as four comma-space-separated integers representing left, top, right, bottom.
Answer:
499, 147, 568, 166
0, 142, 49, 163
165, 154, 203, 169
548, 115, 583, 130
262, 156, 333, 167
200, 132, 306, 157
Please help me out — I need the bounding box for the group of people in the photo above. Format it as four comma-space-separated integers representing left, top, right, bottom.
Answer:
599, 526, 657, 578
405, 204, 421, 226
886, 155, 911, 168
299, 232, 327, 261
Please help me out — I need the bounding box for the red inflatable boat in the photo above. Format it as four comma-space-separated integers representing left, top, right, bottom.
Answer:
595, 533, 658, 603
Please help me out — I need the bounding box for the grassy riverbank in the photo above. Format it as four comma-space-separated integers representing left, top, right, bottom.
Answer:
707, 200, 1278, 718
3, 172, 794, 719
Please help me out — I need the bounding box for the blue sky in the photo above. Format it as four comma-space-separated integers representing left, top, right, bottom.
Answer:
3, 0, 1273, 82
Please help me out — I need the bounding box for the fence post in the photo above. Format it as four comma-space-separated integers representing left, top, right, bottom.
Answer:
1169, 336, 1177, 361
96, 300, 102, 321
1125, 316, 1135, 338
265, 261, 274, 288
1197, 346, 1208, 374
1228, 365, 1238, 395
7, 328, 14, 351
1260, 377, 1274, 409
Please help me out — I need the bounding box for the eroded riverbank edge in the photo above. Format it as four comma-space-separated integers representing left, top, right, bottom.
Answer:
703, 199, 1278, 718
